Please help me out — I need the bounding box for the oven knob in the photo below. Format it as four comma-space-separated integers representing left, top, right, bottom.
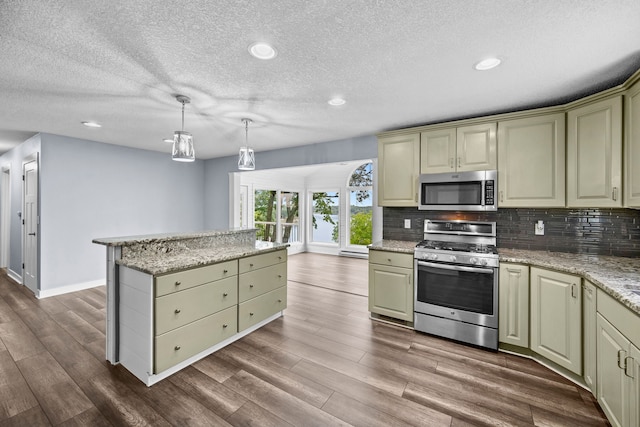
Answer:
449, 255, 457, 262
429, 254, 438, 261
469, 257, 478, 265
479, 258, 488, 266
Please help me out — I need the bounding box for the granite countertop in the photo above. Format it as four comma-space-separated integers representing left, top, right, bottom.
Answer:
368, 240, 640, 315
93, 228, 256, 247
117, 241, 289, 276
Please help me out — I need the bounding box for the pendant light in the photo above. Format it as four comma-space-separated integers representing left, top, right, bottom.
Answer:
172, 95, 195, 162
238, 118, 255, 170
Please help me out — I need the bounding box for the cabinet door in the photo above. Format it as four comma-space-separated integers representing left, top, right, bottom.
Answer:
378, 134, 420, 206
530, 267, 582, 375
420, 128, 456, 174
629, 343, 640, 427
368, 263, 413, 322
583, 280, 597, 393
498, 263, 529, 347
456, 123, 497, 172
597, 313, 630, 427
567, 96, 623, 207
625, 80, 640, 207
497, 113, 566, 207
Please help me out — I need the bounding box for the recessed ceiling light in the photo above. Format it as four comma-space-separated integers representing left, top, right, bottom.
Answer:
248, 42, 277, 60
328, 97, 346, 106
81, 121, 102, 128
474, 57, 501, 71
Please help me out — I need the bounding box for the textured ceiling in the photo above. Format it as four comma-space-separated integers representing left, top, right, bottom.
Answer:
1, 0, 640, 159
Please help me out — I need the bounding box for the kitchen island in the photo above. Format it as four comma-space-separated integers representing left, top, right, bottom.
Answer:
93, 228, 288, 386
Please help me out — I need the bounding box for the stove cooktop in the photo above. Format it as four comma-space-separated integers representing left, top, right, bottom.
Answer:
415, 240, 498, 255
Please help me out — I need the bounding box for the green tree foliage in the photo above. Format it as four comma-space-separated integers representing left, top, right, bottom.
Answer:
350, 211, 372, 245
254, 190, 276, 241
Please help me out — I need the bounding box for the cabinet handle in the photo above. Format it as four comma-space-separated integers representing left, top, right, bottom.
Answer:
571, 284, 577, 299
175, 281, 181, 286
278, 274, 282, 278
618, 350, 627, 369
457, 157, 461, 168
223, 292, 228, 297
223, 324, 228, 328
499, 191, 504, 203
612, 187, 618, 201
175, 345, 181, 351
624, 357, 635, 378
449, 157, 454, 168
415, 192, 418, 202
249, 312, 254, 316
278, 299, 282, 303
174, 309, 181, 314
223, 269, 228, 273
250, 284, 254, 288
250, 263, 254, 267
387, 258, 392, 262
278, 256, 282, 260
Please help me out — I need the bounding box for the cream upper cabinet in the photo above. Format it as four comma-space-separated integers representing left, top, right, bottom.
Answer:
498, 263, 529, 348
420, 123, 496, 174
420, 128, 456, 173
497, 113, 566, 207
378, 133, 420, 206
567, 96, 623, 207
625, 79, 640, 207
530, 267, 582, 375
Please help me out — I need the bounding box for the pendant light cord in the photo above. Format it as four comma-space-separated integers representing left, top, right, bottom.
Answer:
244, 119, 249, 146
181, 101, 185, 131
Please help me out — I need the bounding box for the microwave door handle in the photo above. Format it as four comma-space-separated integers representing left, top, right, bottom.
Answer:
417, 260, 494, 274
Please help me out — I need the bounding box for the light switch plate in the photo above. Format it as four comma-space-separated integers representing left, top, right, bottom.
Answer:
404, 219, 411, 229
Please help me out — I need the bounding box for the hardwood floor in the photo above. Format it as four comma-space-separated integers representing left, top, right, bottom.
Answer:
0, 256, 610, 426
287, 253, 368, 296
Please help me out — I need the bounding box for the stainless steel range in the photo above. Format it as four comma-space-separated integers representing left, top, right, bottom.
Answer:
414, 219, 499, 350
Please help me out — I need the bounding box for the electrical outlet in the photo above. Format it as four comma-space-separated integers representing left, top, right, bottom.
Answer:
535, 220, 545, 235
404, 219, 411, 229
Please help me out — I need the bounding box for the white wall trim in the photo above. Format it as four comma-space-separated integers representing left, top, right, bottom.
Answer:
6, 268, 22, 284
36, 278, 104, 299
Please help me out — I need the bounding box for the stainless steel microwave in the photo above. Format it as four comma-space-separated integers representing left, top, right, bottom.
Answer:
418, 170, 497, 211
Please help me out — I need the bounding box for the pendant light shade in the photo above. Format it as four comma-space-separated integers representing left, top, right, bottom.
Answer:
238, 118, 255, 170
172, 95, 195, 162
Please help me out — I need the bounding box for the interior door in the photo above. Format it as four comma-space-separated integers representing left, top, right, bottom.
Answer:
23, 156, 38, 293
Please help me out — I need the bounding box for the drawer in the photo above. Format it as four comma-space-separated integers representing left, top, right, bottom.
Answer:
238, 286, 287, 332
369, 250, 414, 269
238, 262, 287, 302
154, 306, 237, 373
155, 260, 238, 297
597, 288, 640, 347
239, 250, 287, 274
155, 276, 238, 335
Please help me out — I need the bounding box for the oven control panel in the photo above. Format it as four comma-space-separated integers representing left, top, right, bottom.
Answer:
414, 250, 499, 268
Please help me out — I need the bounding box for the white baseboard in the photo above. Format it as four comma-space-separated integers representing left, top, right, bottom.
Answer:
37, 279, 105, 299
6, 269, 22, 284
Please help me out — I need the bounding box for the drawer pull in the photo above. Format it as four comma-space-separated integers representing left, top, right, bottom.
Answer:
625, 357, 635, 378
223, 324, 228, 328
250, 263, 254, 267
249, 312, 254, 316
278, 299, 282, 303
223, 292, 228, 297
278, 256, 282, 260
387, 258, 391, 262
174, 309, 181, 314
175, 281, 181, 286
278, 274, 282, 278
618, 350, 627, 369
175, 345, 181, 351
250, 284, 254, 288
223, 269, 228, 273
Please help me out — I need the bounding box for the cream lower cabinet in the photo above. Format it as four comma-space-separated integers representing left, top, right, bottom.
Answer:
530, 267, 582, 375
497, 113, 566, 207
368, 250, 413, 322
498, 263, 529, 347
625, 79, 640, 207
420, 123, 496, 174
583, 280, 597, 393
378, 133, 420, 206
567, 95, 623, 207
597, 289, 640, 427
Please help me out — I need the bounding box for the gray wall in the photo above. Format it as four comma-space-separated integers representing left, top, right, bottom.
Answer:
204, 135, 377, 229
38, 134, 205, 291
0, 134, 42, 277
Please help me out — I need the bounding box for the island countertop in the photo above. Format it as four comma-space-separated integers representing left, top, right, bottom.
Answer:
92, 228, 256, 247
117, 241, 289, 276
368, 240, 640, 315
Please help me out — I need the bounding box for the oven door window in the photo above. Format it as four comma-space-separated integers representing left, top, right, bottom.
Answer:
416, 263, 495, 315
422, 181, 482, 206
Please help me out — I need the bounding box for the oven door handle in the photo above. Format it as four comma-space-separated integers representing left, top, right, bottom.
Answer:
416, 260, 495, 274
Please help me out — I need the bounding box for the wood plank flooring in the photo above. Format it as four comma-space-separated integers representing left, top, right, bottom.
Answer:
287, 253, 368, 296
0, 255, 610, 426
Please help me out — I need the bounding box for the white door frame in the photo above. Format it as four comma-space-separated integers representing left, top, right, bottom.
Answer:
0, 166, 10, 269
22, 153, 39, 294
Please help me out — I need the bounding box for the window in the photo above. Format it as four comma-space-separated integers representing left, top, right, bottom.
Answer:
311, 191, 339, 243
280, 191, 299, 243
348, 162, 373, 247
254, 190, 277, 242
254, 189, 300, 243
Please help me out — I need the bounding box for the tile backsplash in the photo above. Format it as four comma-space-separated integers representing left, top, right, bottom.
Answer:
383, 207, 640, 258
